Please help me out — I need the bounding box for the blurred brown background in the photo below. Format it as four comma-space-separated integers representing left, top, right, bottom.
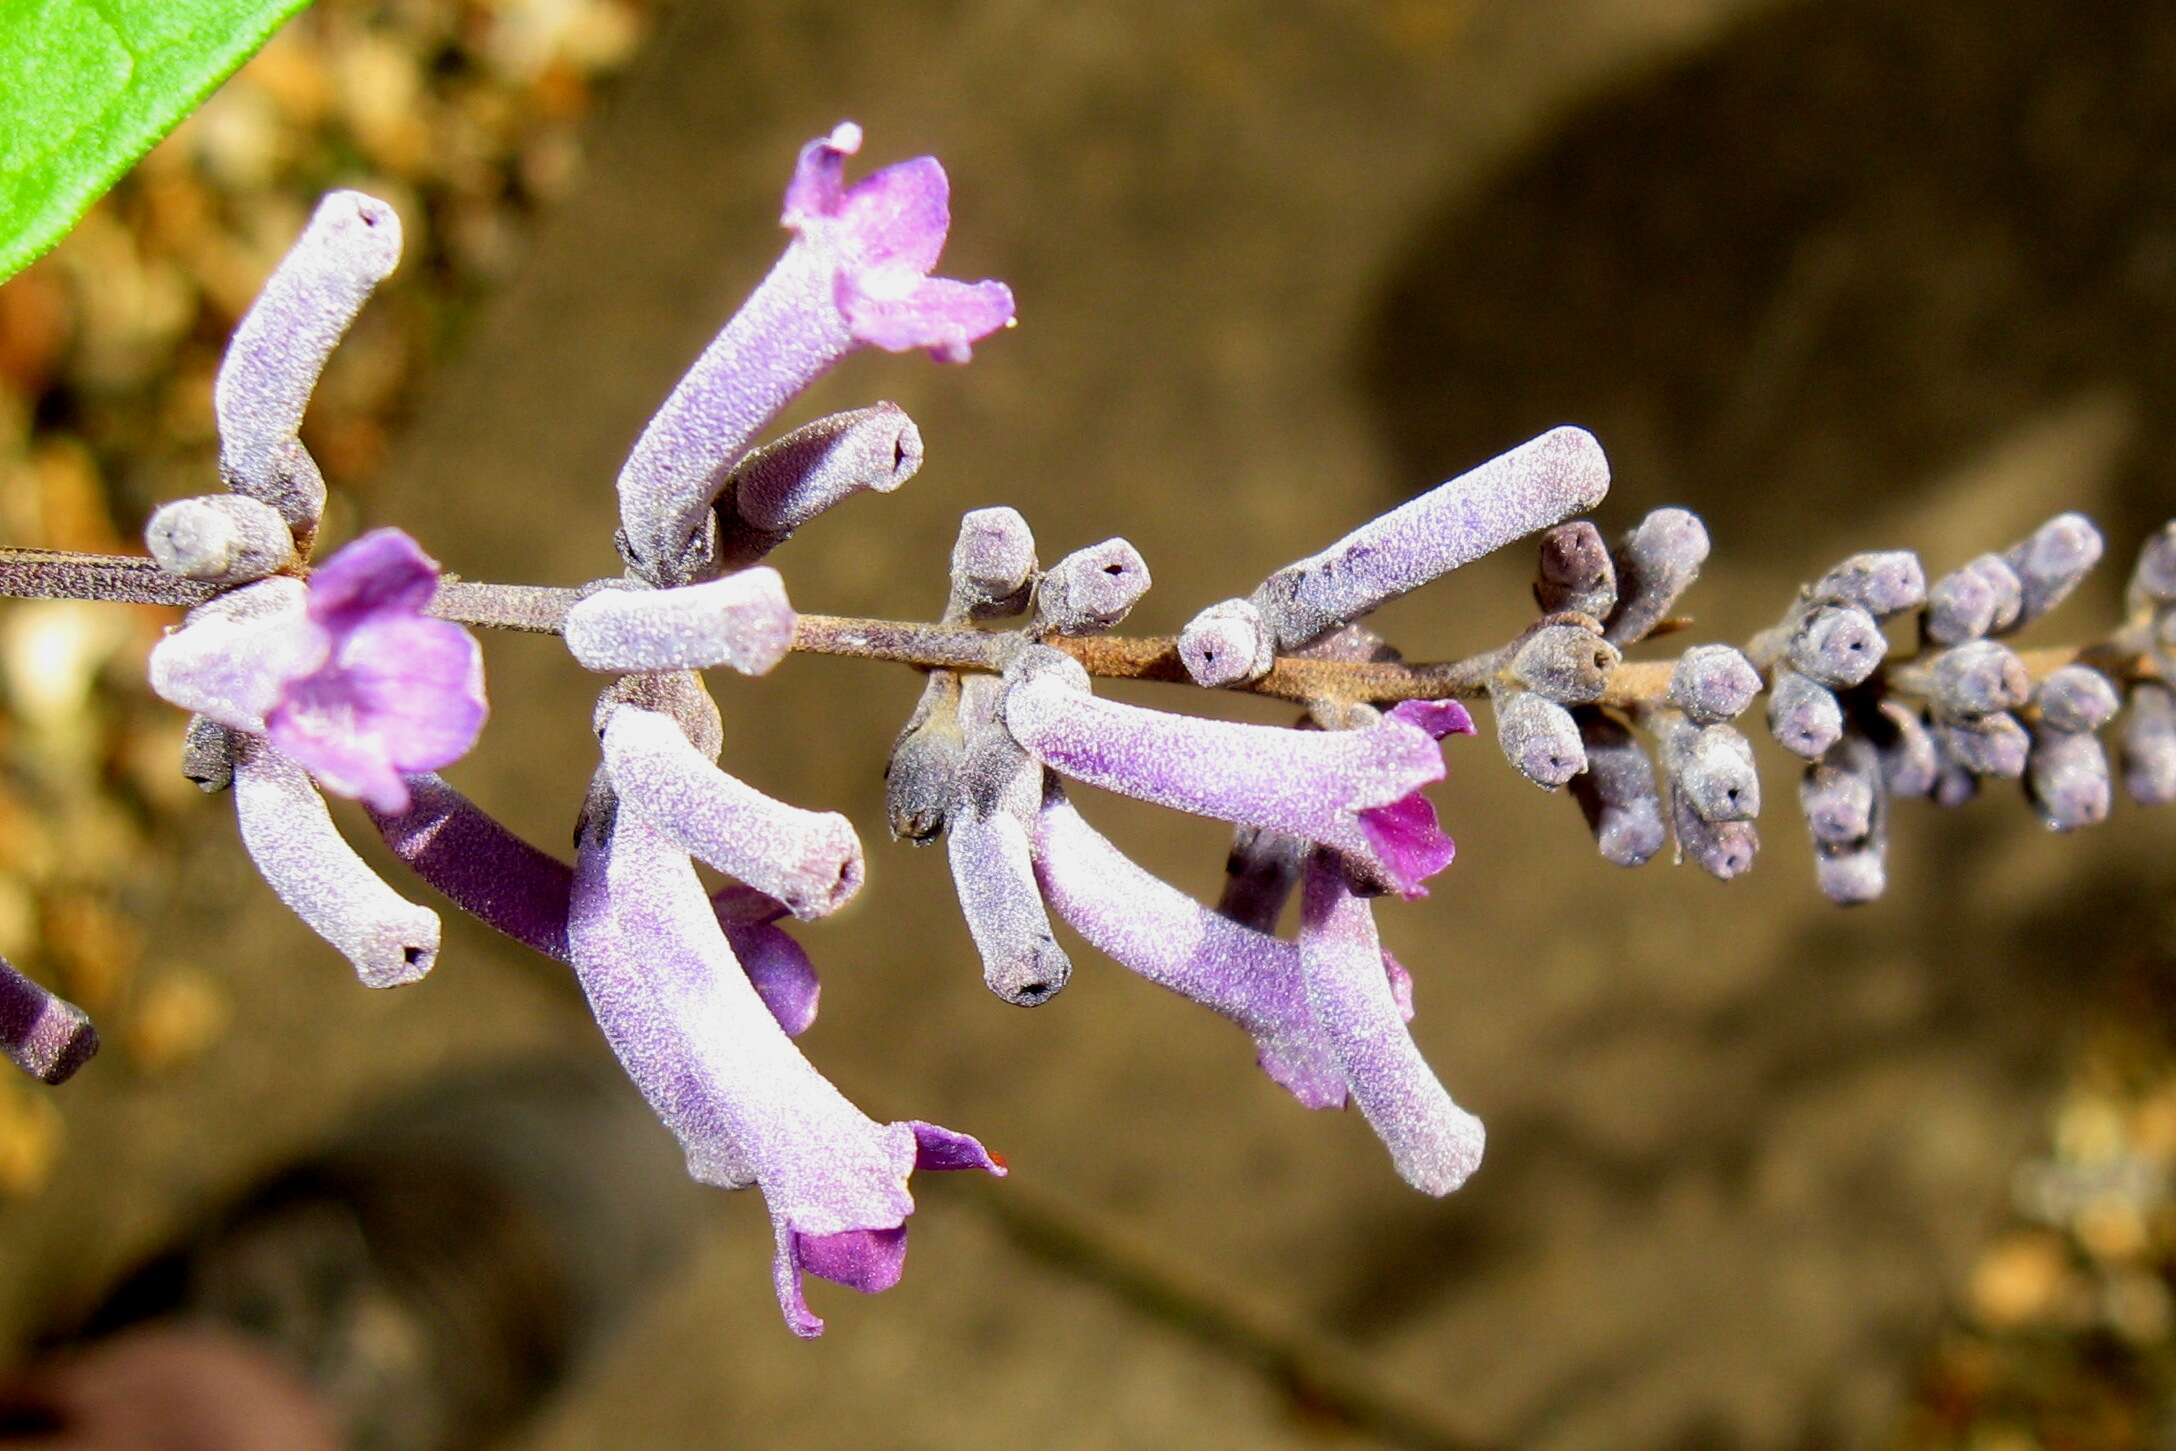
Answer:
4, 0, 2176, 1447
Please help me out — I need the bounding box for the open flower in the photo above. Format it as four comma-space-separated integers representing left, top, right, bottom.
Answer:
149, 529, 485, 815
1001, 649, 1474, 897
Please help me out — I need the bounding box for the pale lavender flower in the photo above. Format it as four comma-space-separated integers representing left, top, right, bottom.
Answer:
1002, 649, 1474, 897
615, 122, 1015, 583
1298, 854, 1484, 1194
570, 785, 998, 1337
148, 529, 486, 815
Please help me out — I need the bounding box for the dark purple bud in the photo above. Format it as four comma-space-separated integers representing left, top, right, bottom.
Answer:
2033, 665, 2120, 734
718, 403, 923, 563
145, 495, 295, 583
1034, 538, 1150, 636
1604, 507, 1710, 647
1871, 700, 1939, 798
1768, 669, 1843, 760
1534, 521, 1616, 619
1660, 715, 1760, 823
1178, 599, 1275, 688
182, 715, 235, 793
1787, 604, 1885, 688
1494, 690, 1586, 788
1508, 622, 1619, 705
2004, 513, 2103, 627
2129, 522, 2176, 611
1217, 826, 1307, 932
2028, 730, 2111, 832
1669, 787, 1758, 880
217, 191, 401, 530
1254, 427, 1610, 649
1925, 641, 2030, 718
370, 773, 574, 961
0, 958, 98, 1085
1800, 752, 1875, 845
1936, 713, 2029, 779
1925, 554, 2022, 646
948, 507, 1037, 620
1811, 551, 1926, 619
1568, 710, 1665, 867
885, 671, 965, 843
1667, 645, 1760, 724
2122, 683, 2176, 806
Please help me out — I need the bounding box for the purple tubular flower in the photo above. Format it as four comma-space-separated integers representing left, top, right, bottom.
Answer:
370, 773, 575, 961
1178, 599, 1275, 689
717, 404, 925, 566
0, 958, 99, 1085
216, 191, 401, 531
1298, 855, 1484, 1194
613, 122, 1014, 584
1033, 539, 1151, 636
712, 886, 822, 1037
601, 705, 863, 919
947, 679, 1070, 1006
152, 531, 487, 816
232, 736, 438, 987
569, 795, 998, 1338
1002, 652, 1473, 898
1251, 427, 1610, 650
563, 568, 796, 675
1031, 790, 1345, 1108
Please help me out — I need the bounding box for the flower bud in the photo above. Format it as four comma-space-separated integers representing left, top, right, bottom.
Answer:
1814, 844, 1886, 905
2033, 665, 2120, 734
1925, 640, 2029, 718
1034, 539, 1151, 636
1604, 508, 1709, 647
1568, 710, 1665, 866
948, 507, 1037, 620
146, 495, 295, 583
1787, 604, 1885, 688
1669, 788, 1758, 880
1660, 714, 1760, 823
885, 672, 964, 844
2028, 730, 2111, 832
1936, 712, 2029, 779
1666, 644, 1760, 724
2004, 512, 2102, 627
0, 958, 98, 1085
181, 715, 236, 793
1800, 753, 1876, 844
1925, 554, 2021, 646
564, 568, 796, 675
1494, 690, 1585, 788
2122, 682, 2176, 806
1768, 669, 1842, 759
720, 403, 922, 548
948, 677, 1069, 1006
1178, 599, 1274, 688
1871, 700, 1939, 798
2128, 521, 2176, 612
1508, 622, 1618, 705
1811, 551, 1926, 619
1533, 521, 1616, 618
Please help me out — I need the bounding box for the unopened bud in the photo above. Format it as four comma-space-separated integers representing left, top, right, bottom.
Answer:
2122, 683, 2176, 806
1872, 700, 1939, 798
2128, 521, 2176, 611
1811, 551, 1925, 619
1769, 669, 1843, 760
1035, 538, 1150, 636
2033, 665, 2120, 734
1605, 508, 1709, 647
146, 495, 295, 582
1814, 844, 1886, 905
2004, 512, 2102, 627
1534, 521, 1616, 618
1788, 604, 1885, 688
1925, 640, 2029, 718
1509, 622, 1618, 705
1569, 711, 1665, 867
1669, 788, 1758, 880
885, 672, 965, 843
2028, 730, 2111, 832
181, 715, 236, 793
1800, 754, 1876, 844
1661, 716, 1759, 823
948, 507, 1037, 619
1178, 599, 1274, 687
1495, 690, 1586, 788
1925, 554, 2022, 646
1936, 712, 2029, 779
1217, 827, 1308, 932
1667, 645, 1760, 724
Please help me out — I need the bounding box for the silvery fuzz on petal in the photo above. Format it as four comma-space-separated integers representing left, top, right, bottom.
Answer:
1252, 426, 1609, 650
1494, 690, 1586, 789
1768, 669, 1843, 760
2029, 731, 2112, 832
1787, 603, 1885, 688
1569, 710, 1665, 867
1810, 551, 1926, 619
1604, 507, 1709, 647
564, 568, 796, 675
2004, 512, 2103, 626
2121, 683, 2176, 806
2033, 665, 2120, 734
146, 495, 295, 583
1034, 538, 1150, 636
948, 507, 1037, 619
1533, 520, 1616, 619
216, 190, 401, 531
1666, 644, 1760, 724
1508, 622, 1618, 705
1178, 598, 1274, 688
1925, 554, 2022, 646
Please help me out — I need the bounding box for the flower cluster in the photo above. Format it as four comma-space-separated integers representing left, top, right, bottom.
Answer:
4, 124, 2171, 1343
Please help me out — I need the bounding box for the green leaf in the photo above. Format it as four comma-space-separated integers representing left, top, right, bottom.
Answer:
0, 0, 314, 284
